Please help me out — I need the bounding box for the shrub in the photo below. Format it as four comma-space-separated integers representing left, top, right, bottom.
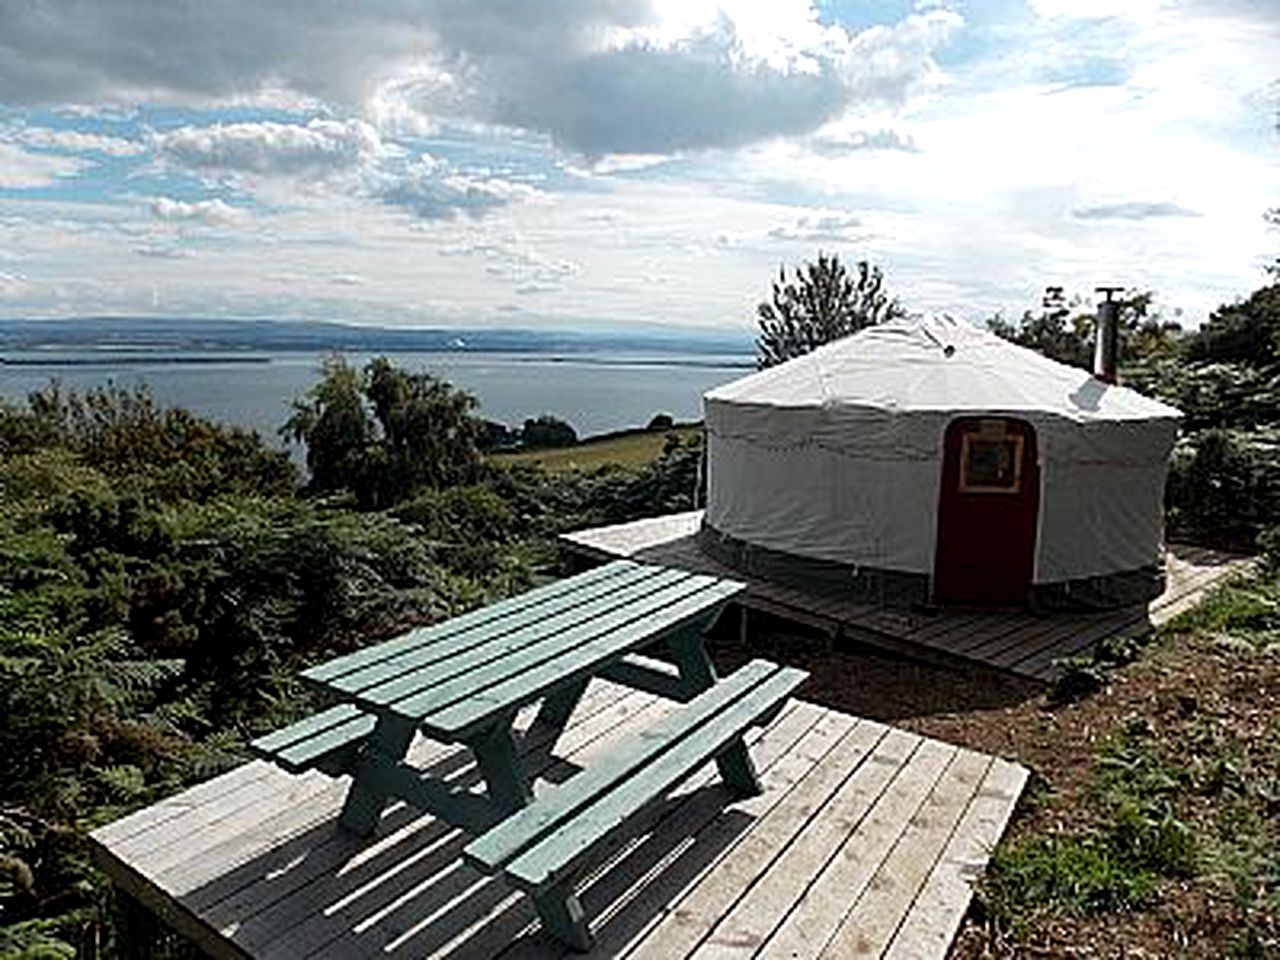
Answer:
521, 414, 577, 449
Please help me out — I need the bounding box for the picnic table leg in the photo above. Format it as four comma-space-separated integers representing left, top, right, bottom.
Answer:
339, 713, 415, 836
529, 677, 589, 750
667, 621, 763, 798
533, 882, 593, 951
469, 720, 533, 815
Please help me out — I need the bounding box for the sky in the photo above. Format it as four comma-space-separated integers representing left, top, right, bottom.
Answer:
0, 0, 1277, 333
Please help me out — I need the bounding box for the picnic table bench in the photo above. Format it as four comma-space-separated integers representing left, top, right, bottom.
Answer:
249, 560, 807, 950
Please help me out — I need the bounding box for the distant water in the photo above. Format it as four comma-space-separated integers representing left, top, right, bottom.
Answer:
0, 350, 754, 450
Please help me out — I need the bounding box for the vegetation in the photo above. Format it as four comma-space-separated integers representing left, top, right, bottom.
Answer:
755, 252, 904, 368
972, 556, 1280, 956
987, 287, 1183, 371
2, 271, 1279, 957
282, 355, 483, 508
0, 368, 702, 957
489, 423, 701, 471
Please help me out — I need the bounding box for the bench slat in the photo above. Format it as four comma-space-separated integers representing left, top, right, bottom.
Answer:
464, 658, 780, 872
274, 714, 377, 773
302, 560, 641, 684
249, 704, 363, 755
350, 567, 697, 706
411, 579, 745, 736
498, 662, 806, 890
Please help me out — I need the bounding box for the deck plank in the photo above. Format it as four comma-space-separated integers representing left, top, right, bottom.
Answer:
883, 758, 1029, 960
817, 748, 992, 959
560, 512, 1251, 682
751, 738, 957, 960
92, 680, 1026, 960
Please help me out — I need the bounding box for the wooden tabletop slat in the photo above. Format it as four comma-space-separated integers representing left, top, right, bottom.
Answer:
326, 563, 667, 695
415, 579, 745, 736
302, 560, 641, 684
350, 568, 699, 709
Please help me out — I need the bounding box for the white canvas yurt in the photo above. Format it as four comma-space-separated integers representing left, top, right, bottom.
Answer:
700, 316, 1183, 609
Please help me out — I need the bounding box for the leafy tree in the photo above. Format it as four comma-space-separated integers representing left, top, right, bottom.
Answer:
521, 414, 578, 449
0, 382, 295, 501
1184, 283, 1280, 366
283, 356, 483, 508
1265, 207, 1279, 280
755, 252, 904, 368
281, 356, 377, 498
989, 288, 1181, 371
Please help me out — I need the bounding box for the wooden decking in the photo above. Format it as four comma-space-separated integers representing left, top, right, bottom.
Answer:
91, 680, 1027, 960
560, 512, 1252, 682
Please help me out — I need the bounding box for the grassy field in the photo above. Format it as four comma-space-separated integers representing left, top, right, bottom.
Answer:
488, 423, 702, 472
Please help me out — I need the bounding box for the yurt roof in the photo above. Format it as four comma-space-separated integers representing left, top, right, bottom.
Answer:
709, 315, 1182, 424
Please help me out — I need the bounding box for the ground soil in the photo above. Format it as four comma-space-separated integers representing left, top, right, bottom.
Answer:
704, 611, 1280, 960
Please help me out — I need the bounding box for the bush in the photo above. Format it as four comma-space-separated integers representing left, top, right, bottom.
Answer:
521, 414, 577, 449
1166, 429, 1280, 549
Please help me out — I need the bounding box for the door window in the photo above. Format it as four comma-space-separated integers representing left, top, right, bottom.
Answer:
958, 432, 1024, 493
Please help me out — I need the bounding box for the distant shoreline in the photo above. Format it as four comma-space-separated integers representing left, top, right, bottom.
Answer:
0, 355, 274, 367
0, 351, 753, 370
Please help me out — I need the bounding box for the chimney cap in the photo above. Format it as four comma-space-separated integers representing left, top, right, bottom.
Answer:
1094, 285, 1125, 301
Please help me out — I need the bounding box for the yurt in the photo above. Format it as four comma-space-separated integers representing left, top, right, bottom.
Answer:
700, 315, 1183, 610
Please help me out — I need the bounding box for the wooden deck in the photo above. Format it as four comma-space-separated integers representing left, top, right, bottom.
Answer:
91, 680, 1027, 960
560, 512, 1252, 682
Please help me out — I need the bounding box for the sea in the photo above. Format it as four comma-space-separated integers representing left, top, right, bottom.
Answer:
0, 350, 755, 451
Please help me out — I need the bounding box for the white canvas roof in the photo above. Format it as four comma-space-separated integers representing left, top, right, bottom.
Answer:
709, 315, 1181, 423
702, 316, 1183, 584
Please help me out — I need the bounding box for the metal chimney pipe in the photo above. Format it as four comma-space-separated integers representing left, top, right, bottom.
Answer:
1094, 286, 1124, 384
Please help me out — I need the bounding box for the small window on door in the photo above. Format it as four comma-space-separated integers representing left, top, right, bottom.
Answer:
958, 433, 1024, 493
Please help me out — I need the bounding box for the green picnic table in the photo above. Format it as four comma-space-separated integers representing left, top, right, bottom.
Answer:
251, 559, 807, 950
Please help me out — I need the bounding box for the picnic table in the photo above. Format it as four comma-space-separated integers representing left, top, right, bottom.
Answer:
250, 560, 807, 950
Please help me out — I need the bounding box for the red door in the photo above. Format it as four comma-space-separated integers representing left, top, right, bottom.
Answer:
933, 417, 1039, 606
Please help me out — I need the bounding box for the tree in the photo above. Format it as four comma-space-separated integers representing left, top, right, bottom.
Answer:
1265, 207, 1279, 280
989, 288, 1181, 371
1184, 283, 1280, 366
283, 356, 483, 507
755, 252, 904, 368
521, 414, 577, 449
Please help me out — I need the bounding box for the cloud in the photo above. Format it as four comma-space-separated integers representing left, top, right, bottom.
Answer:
1073, 201, 1203, 220
0, 270, 31, 296
811, 127, 920, 155
155, 119, 382, 177
429, 7, 963, 154
767, 211, 869, 243
376, 157, 541, 220
0, 142, 93, 188
148, 196, 247, 226
329, 273, 365, 286
7, 125, 144, 156
133, 245, 196, 259
0, 2, 960, 156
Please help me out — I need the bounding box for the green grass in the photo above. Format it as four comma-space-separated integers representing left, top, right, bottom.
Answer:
488, 425, 702, 472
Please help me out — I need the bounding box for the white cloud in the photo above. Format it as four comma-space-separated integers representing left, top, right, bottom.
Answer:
1073, 201, 1202, 220
0, 270, 32, 297
376, 158, 543, 220
767, 211, 870, 243
148, 196, 248, 226
155, 118, 383, 177
0, 142, 90, 188
133, 245, 196, 259
7, 125, 144, 156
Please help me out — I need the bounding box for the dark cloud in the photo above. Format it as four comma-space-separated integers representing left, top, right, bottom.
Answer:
1073, 201, 1202, 220
0, 1, 958, 155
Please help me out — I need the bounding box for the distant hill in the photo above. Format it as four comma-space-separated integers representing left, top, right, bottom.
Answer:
0, 316, 753, 357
